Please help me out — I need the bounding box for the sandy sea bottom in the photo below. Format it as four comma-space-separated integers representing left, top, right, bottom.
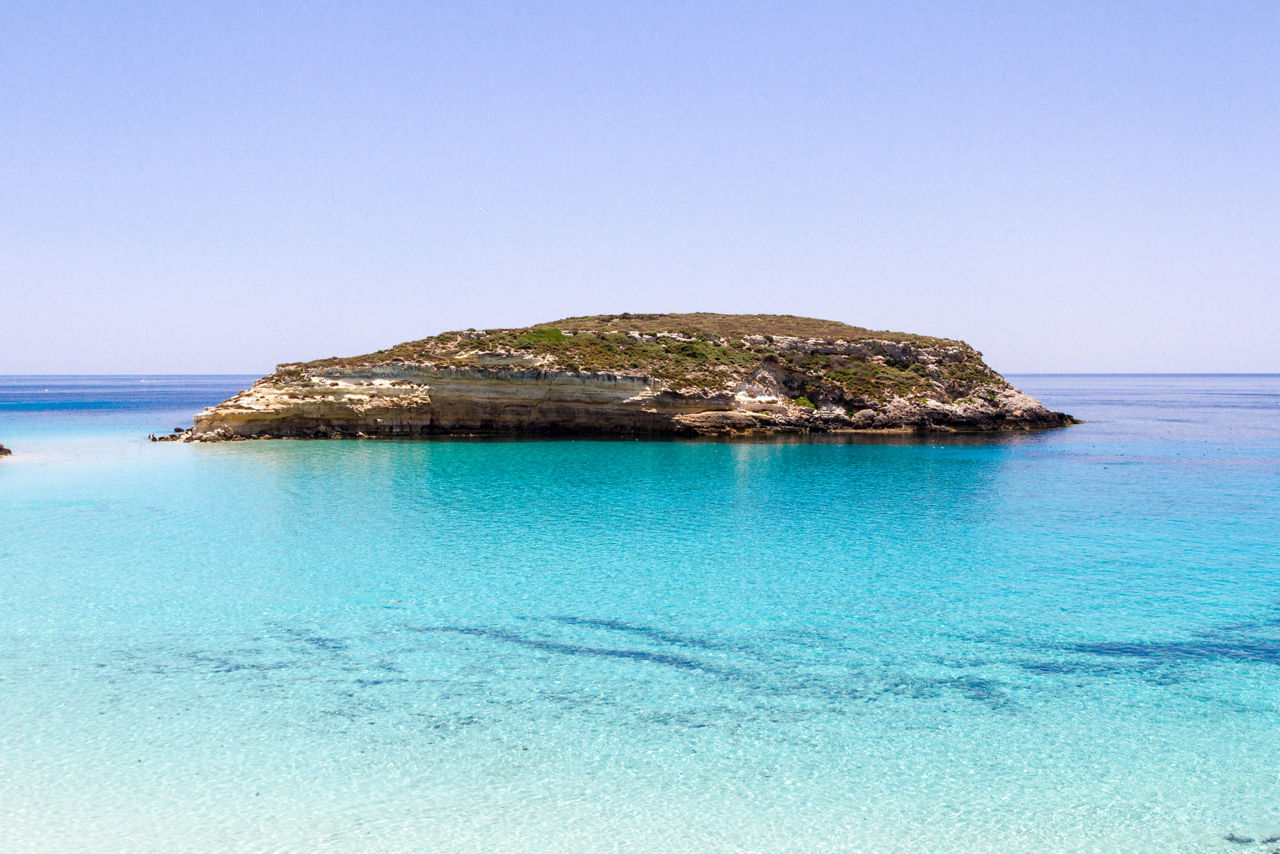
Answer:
1, 374, 1278, 852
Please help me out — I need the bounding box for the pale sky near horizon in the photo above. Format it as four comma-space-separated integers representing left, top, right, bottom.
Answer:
2, 1, 1277, 374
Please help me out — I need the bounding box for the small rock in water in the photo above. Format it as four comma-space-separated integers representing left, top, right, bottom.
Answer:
1225, 833, 1254, 844
0, 443, 11, 456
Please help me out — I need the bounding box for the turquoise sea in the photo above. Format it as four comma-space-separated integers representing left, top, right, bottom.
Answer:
2, 375, 1278, 853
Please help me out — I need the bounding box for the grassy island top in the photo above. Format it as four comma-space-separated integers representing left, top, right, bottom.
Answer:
533, 313, 955, 346
304, 313, 961, 367
287, 313, 993, 405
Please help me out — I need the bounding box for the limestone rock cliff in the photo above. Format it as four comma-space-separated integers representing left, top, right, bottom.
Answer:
189, 313, 1075, 440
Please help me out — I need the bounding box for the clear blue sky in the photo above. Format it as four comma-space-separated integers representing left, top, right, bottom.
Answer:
2, 1, 1276, 373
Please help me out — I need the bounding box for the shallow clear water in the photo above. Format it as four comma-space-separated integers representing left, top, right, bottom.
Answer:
2, 375, 1278, 853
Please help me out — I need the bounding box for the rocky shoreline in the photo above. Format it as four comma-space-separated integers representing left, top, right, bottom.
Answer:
177, 314, 1076, 441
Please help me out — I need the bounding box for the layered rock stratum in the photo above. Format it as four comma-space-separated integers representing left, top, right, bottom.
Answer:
187, 313, 1075, 440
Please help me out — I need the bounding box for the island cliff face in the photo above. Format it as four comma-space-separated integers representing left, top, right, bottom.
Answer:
190, 313, 1075, 440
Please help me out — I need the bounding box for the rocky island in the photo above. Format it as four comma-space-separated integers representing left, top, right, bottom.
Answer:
184, 313, 1075, 441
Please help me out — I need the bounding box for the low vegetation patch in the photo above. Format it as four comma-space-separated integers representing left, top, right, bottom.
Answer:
286, 313, 1004, 402
538, 313, 954, 346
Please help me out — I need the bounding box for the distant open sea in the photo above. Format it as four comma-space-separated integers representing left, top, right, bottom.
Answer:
2, 374, 1278, 853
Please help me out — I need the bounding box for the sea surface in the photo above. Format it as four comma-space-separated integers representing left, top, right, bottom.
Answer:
2, 374, 1278, 853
